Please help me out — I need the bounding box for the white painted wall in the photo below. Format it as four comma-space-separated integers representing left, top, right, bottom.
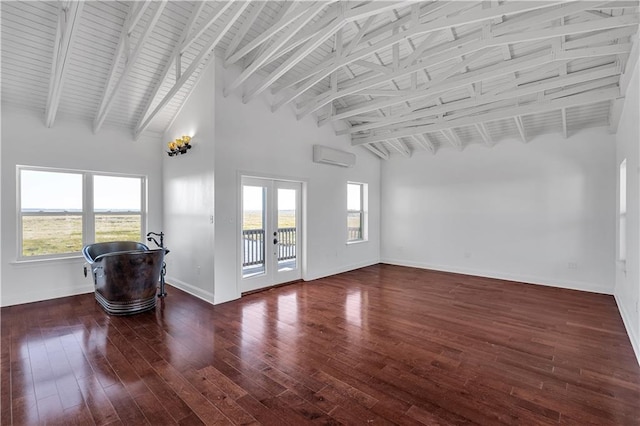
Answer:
615, 56, 640, 364
213, 61, 381, 304
162, 64, 216, 304
381, 130, 616, 295
161, 59, 380, 305
0, 108, 163, 306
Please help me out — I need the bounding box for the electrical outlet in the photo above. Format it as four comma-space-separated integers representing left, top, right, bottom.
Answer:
568, 262, 578, 270
464, 252, 471, 259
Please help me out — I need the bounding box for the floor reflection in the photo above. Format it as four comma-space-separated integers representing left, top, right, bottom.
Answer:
346, 290, 362, 328
240, 299, 266, 357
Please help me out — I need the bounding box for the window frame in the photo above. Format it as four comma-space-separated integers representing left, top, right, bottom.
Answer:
619, 158, 627, 263
17, 165, 147, 261
347, 181, 368, 244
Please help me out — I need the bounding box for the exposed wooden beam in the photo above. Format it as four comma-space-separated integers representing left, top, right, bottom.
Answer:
180, 1, 235, 55
264, 6, 349, 72
224, 2, 329, 97
342, 15, 375, 58
610, 33, 639, 132
331, 49, 551, 122
45, 1, 84, 128
224, 2, 306, 66
514, 116, 527, 143
273, 1, 454, 96
243, 4, 343, 102
289, 1, 567, 116
492, 1, 607, 36
127, 1, 151, 33
387, 138, 412, 157
244, 1, 411, 103
224, 2, 266, 63
475, 123, 492, 146
412, 134, 435, 154
329, 26, 633, 125
441, 129, 463, 150
133, 0, 210, 139
337, 65, 620, 134
364, 143, 390, 160
301, 13, 637, 119
134, 2, 249, 139
93, 0, 167, 134
564, 26, 637, 50
351, 87, 621, 145
561, 108, 569, 138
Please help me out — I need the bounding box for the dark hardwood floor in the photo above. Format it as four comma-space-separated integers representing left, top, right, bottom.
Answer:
2, 264, 639, 425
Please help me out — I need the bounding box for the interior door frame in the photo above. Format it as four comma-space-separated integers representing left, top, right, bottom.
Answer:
237, 172, 307, 294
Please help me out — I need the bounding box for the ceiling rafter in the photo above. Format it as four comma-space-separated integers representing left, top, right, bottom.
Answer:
134, 1, 250, 139
224, 2, 266, 64
514, 116, 527, 143
132, 1, 211, 138
271, 1, 450, 97
610, 32, 639, 132
338, 65, 621, 135
288, 1, 569, 116
180, 1, 237, 55
224, 2, 331, 97
3, 1, 639, 149
364, 143, 390, 160
387, 138, 412, 157
475, 123, 492, 146
93, 0, 167, 134
252, 4, 347, 74
441, 129, 463, 150
351, 87, 622, 146
412, 134, 436, 154
303, 12, 636, 120
243, 1, 411, 103
327, 32, 633, 125
45, 0, 84, 128
224, 2, 307, 66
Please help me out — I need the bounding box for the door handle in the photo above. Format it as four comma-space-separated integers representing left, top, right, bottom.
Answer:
273, 238, 278, 244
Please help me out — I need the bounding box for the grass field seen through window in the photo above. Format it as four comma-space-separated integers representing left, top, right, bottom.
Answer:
22, 215, 141, 257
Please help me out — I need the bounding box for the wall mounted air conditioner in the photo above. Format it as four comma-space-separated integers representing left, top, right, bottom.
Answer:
312, 145, 356, 168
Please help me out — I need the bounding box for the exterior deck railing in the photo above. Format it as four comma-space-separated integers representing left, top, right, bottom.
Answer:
243, 229, 265, 266
242, 227, 296, 267
348, 227, 362, 241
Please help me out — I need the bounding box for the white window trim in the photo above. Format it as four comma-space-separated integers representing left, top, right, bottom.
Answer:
16, 165, 147, 262
618, 159, 627, 273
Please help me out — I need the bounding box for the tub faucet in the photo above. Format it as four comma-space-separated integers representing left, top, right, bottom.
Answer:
146, 231, 168, 297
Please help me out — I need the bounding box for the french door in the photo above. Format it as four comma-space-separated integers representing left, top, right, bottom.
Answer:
241, 177, 301, 292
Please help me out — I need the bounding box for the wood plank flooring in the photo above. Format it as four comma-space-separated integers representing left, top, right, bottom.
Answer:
2, 264, 639, 425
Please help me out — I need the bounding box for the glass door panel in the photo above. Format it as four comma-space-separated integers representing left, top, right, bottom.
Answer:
277, 188, 297, 272
242, 185, 266, 278
241, 177, 301, 292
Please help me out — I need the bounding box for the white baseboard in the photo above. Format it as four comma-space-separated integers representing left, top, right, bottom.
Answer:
165, 276, 215, 305
381, 258, 614, 295
303, 259, 379, 282
614, 293, 640, 366
1, 284, 94, 307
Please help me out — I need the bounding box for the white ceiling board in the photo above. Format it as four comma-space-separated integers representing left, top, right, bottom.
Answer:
1, 0, 637, 156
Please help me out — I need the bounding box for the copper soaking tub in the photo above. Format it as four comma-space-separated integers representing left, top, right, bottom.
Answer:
82, 241, 164, 315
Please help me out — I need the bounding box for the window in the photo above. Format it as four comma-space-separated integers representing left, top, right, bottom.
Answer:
20, 169, 84, 257
347, 182, 368, 242
619, 159, 627, 262
94, 175, 142, 243
18, 166, 145, 259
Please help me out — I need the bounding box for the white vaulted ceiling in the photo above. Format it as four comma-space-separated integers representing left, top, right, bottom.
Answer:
2, 1, 638, 157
